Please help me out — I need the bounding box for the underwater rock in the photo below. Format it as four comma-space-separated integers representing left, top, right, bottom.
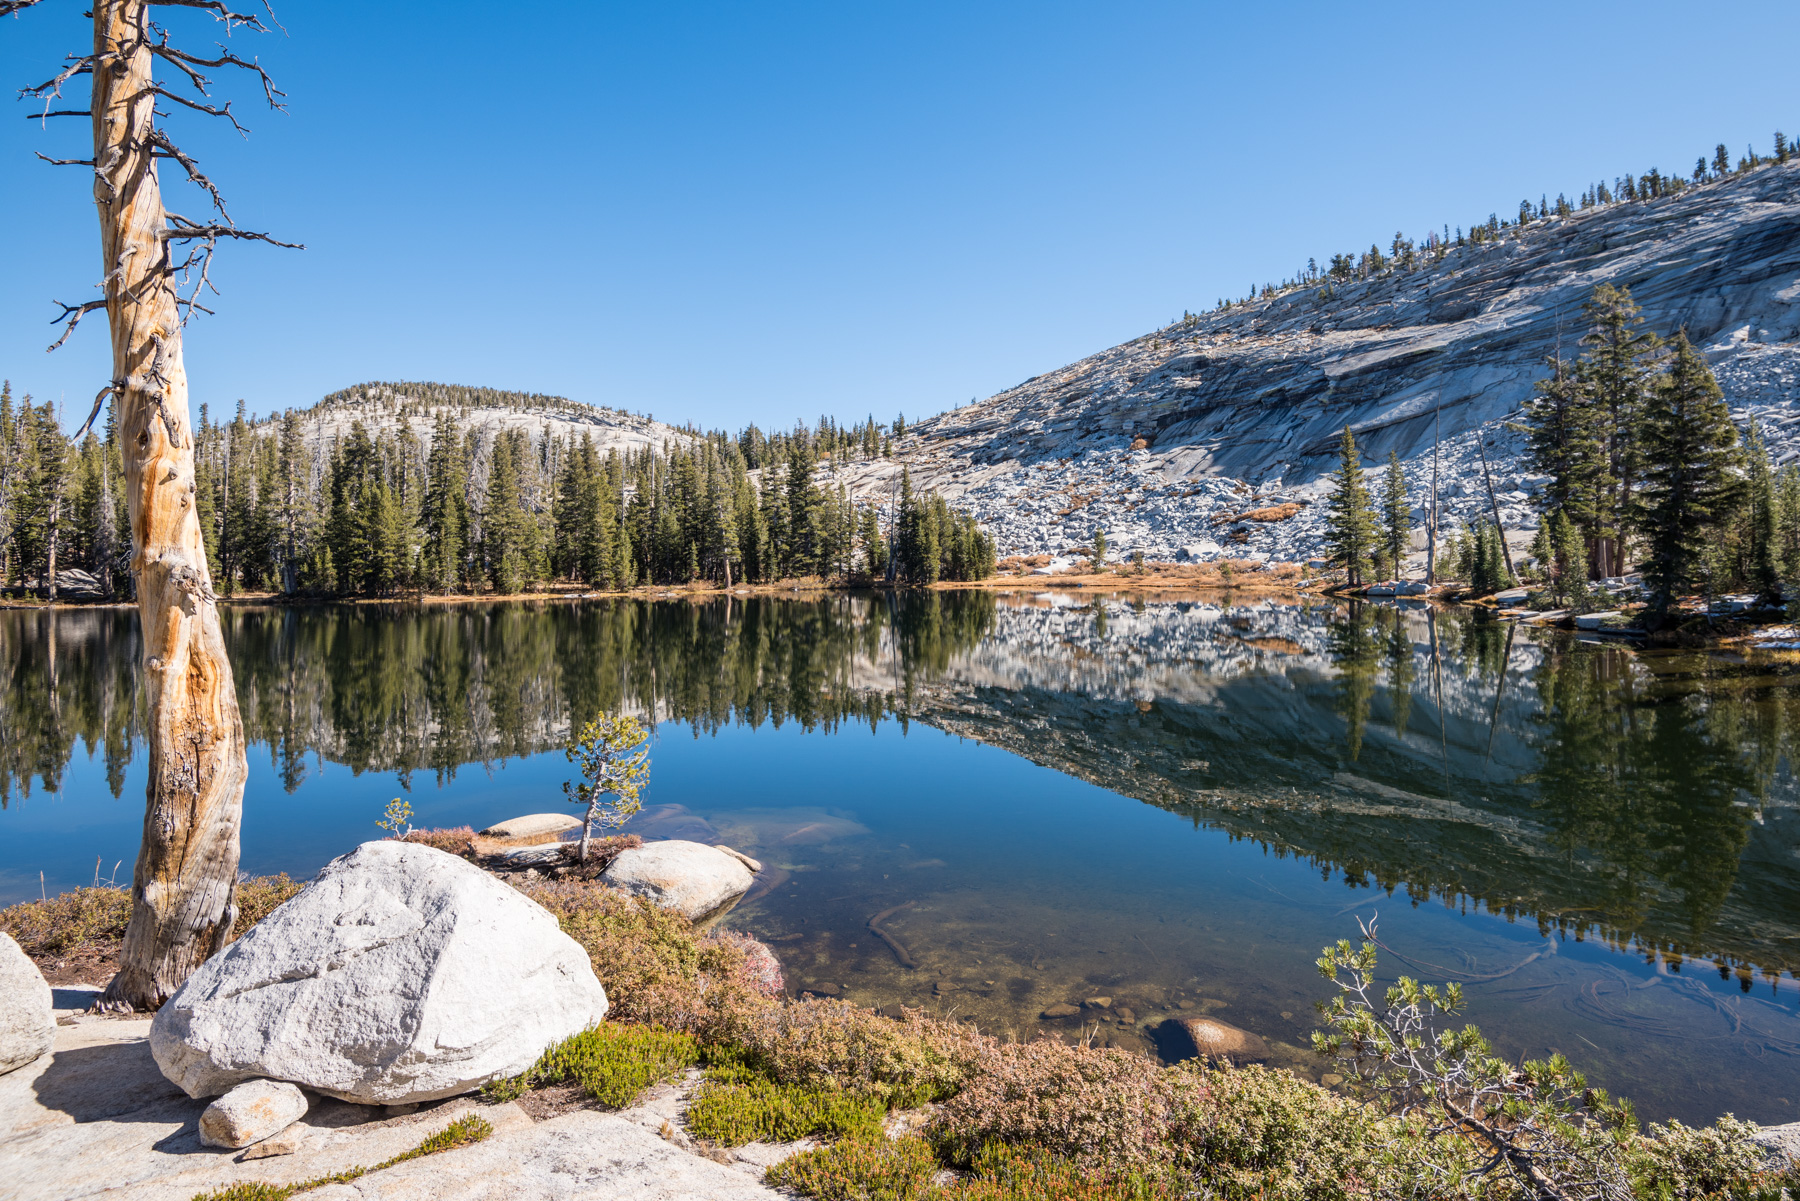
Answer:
1040, 1003, 1080, 1019
1174, 1016, 1269, 1063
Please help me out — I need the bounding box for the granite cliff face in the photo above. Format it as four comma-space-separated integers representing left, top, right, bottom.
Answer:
831, 160, 1800, 562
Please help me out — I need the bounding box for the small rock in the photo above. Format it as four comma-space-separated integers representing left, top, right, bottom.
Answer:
1040, 1003, 1080, 1019
933, 980, 956, 994
479, 813, 584, 840
199, 1079, 309, 1149
1175, 1016, 1270, 1063
385, 1102, 420, 1117
1115, 1007, 1136, 1023
1322, 1073, 1344, 1087
601, 840, 755, 925
0, 932, 54, 1075
714, 845, 763, 874
240, 1124, 313, 1160
1083, 996, 1112, 1010
1176, 999, 1196, 1010
804, 982, 841, 998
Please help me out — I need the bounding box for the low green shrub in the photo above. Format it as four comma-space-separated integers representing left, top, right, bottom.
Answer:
483, 1023, 698, 1108
764, 1135, 939, 1200
765, 1137, 1188, 1201
735, 997, 978, 1106
686, 1067, 886, 1145
947, 1141, 1188, 1201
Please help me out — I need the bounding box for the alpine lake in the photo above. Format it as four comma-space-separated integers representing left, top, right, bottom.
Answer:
4, 589, 1800, 1128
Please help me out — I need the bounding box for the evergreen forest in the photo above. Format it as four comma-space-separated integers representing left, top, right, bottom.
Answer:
0, 383, 995, 600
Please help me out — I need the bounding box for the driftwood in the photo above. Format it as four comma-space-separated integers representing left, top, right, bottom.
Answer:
867, 901, 917, 969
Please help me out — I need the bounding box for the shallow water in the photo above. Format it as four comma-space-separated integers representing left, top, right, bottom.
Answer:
4, 592, 1800, 1126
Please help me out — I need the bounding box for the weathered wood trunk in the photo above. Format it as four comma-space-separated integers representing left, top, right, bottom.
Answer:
94, 0, 249, 1012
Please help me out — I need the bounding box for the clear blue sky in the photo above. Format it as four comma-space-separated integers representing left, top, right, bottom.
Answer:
3, 1, 1797, 432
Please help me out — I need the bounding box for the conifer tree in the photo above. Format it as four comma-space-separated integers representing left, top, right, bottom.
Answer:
1381, 452, 1409, 580
1519, 354, 1603, 546
1580, 285, 1661, 577
1324, 426, 1378, 586
1633, 332, 1746, 618
1744, 420, 1781, 606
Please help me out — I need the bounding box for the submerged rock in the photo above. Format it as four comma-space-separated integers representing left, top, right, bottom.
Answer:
151, 840, 608, 1103
1174, 1016, 1270, 1063
199, 1078, 309, 1148
1040, 1003, 1080, 1019
479, 813, 582, 840
601, 840, 754, 924
0, 933, 54, 1075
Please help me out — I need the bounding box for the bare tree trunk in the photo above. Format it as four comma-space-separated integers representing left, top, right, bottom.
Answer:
45, 482, 62, 602
95, 0, 249, 1012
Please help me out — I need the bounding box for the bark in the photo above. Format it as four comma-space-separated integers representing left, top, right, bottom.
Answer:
94, 0, 249, 1012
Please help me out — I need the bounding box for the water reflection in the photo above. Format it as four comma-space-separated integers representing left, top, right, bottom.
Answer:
3, 593, 1798, 982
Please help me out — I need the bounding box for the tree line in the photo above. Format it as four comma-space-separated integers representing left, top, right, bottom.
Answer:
0, 387, 994, 599
1206, 128, 1796, 313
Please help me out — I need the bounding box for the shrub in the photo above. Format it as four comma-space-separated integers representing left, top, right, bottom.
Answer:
946, 1142, 1189, 1201
2, 873, 302, 961
736, 998, 978, 1106
764, 1135, 939, 1200
931, 1039, 1184, 1172
1627, 1116, 1772, 1199
0, 886, 132, 958
514, 879, 780, 1044
687, 1066, 887, 1145
399, 826, 477, 855
484, 1023, 698, 1108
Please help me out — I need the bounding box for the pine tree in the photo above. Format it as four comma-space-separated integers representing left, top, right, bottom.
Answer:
1744, 419, 1781, 606
1579, 285, 1661, 577
1519, 354, 1603, 553
1381, 452, 1409, 580
1324, 426, 1379, 586
1633, 331, 1746, 618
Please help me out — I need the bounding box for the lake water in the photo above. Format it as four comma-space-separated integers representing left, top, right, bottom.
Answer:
4, 591, 1800, 1127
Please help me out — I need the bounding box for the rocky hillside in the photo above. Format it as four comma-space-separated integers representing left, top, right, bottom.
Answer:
834, 160, 1800, 564
261, 380, 693, 459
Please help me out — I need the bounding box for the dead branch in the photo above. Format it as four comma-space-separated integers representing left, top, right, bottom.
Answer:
20, 54, 93, 102
21, 109, 91, 119
151, 40, 284, 108
145, 0, 268, 33
47, 299, 107, 353
162, 213, 302, 249
147, 85, 247, 134
74, 383, 118, 440
36, 151, 96, 166
0, 0, 47, 16
146, 129, 227, 217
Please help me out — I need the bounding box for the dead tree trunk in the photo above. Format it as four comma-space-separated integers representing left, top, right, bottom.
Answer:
90, 0, 249, 1011
11, 0, 296, 1007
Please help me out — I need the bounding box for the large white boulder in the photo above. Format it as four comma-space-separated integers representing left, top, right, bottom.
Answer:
150, 841, 608, 1104
601, 840, 754, 924
0, 932, 54, 1075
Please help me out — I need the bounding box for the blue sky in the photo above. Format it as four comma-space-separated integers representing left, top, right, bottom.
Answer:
3, 1, 1797, 432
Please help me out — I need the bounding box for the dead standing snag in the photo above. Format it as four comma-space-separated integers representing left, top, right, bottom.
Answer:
7, 0, 299, 1009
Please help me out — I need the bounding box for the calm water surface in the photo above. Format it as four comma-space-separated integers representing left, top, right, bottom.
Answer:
4, 591, 1800, 1126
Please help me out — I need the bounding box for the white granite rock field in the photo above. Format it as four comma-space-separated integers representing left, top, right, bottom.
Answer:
821, 158, 1800, 563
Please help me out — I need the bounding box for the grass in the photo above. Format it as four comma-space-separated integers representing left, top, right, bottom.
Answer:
188, 1114, 493, 1201
686, 1060, 888, 1145
482, 1023, 699, 1108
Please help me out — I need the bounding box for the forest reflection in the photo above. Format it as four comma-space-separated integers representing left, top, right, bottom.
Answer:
3, 592, 1797, 979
